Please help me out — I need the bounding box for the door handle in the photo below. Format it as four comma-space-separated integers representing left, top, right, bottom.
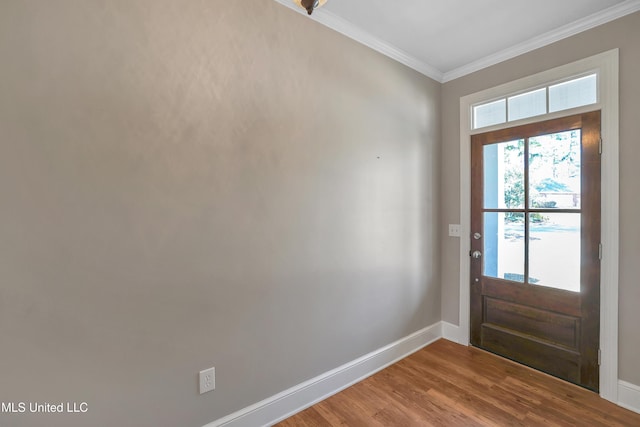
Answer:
471, 250, 482, 259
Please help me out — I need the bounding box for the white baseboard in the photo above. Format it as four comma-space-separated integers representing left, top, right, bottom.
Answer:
618, 380, 640, 414
205, 321, 443, 427
204, 322, 638, 426
441, 321, 464, 345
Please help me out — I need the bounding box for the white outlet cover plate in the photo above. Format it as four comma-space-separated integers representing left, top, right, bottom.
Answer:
199, 367, 215, 394
449, 224, 461, 237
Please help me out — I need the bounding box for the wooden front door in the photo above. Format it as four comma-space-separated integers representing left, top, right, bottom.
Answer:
470, 111, 601, 391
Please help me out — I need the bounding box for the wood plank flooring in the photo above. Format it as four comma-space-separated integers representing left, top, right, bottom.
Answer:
275, 339, 640, 426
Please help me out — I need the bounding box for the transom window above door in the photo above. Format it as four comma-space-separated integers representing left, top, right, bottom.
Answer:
472, 73, 597, 129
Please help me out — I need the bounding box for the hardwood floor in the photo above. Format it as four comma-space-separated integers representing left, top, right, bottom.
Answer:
275, 339, 640, 426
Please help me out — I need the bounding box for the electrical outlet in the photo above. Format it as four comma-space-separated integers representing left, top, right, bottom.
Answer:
199, 367, 215, 394
449, 224, 461, 237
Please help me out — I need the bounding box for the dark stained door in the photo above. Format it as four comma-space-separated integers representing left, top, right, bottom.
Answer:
470, 111, 601, 391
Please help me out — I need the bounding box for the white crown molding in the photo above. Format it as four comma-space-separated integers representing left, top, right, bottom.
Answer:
272, 0, 444, 82
274, 0, 640, 84
442, 0, 640, 82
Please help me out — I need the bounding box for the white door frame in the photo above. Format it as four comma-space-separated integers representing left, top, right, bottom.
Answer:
457, 49, 619, 402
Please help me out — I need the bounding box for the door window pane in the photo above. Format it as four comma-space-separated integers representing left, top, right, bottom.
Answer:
474, 99, 506, 129
529, 213, 581, 292
549, 74, 597, 113
484, 140, 525, 209
508, 88, 546, 122
529, 130, 581, 209
484, 212, 524, 282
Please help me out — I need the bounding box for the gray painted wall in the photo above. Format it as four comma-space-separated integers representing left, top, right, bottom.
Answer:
0, 1, 440, 426
440, 11, 640, 385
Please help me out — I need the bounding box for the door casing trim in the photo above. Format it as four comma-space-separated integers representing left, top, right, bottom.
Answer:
457, 49, 619, 402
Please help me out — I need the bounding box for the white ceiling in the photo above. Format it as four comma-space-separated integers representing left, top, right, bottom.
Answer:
274, 0, 640, 82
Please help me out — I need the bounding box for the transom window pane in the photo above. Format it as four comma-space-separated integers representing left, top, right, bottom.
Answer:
549, 74, 597, 113
473, 99, 506, 129
508, 88, 546, 122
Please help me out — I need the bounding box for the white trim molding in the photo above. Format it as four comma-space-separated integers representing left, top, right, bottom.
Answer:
443, 0, 640, 82
458, 49, 619, 402
271, 0, 443, 82
618, 380, 640, 414
442, 321, 463, 344
205, 322, 444, 427
273, 0, 640, 83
